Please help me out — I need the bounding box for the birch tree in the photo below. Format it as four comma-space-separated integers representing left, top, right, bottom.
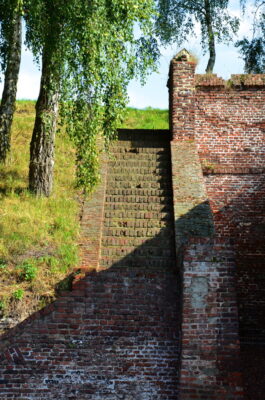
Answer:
0, 0, 22, 162
24, 0, 158, 196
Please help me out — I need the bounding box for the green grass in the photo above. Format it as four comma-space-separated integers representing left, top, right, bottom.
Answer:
0, 101, 79, 328
121, 107, 169, 129
0, 102, 169, 331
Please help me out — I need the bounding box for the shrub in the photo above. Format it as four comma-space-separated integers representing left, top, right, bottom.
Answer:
12, 289, 24, 300
17, 261, 37, 282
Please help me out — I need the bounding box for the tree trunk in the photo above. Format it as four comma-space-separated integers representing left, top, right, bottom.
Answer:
204, 0, 216, 73
0, 13, 22, 162
28, 51, 59, 197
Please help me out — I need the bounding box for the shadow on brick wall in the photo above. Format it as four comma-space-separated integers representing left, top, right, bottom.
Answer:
0, 185, 264, 399
0, 224, 180, 399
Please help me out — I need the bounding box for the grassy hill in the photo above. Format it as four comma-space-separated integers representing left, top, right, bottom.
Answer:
0, 101, 169, 331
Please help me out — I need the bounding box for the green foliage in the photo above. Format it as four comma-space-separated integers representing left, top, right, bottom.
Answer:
236, 37, 265, 73
0, 0, 20, 73
236, 1, 265, 73
16, 260, 37, 282
0, 299, 5, 311
23, 0, 159, 193
0, 258, 7, 269
12, 288, 24, 300
155, 0, 239, 71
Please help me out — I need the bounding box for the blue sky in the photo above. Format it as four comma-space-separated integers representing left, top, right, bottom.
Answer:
0, 1, 254, 109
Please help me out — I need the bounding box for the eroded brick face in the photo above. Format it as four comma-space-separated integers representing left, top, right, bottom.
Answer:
0, 268, 179, 400
169, 53, 265, 400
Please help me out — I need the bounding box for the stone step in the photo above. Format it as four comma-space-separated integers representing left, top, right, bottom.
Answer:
104, 203, 172, 212
100, 257, 175, 269
108, 168, 170, 176
105, 188, 172, 197
110, 147, 168, 154
105, 181, 172, 190
102, 226, 174, 238
109, 153, 170, 161
111, 139, 169, 146
108, 160, 171, 168
104, 210, 171, 220
107, 176, 170, 184
116, 128, 170, 139
101, 236, 174, 247
103, 219, 171, 229
101, 246, 175, 258
104, 196, 172, 204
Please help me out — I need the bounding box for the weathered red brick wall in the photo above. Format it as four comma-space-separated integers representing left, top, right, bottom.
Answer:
79, 152, 108, 269
0, 267, 179, 400
179, 239, 243, 400
169, 51, 265, 400
194, 80, 265, 397
195, 75, 265, 170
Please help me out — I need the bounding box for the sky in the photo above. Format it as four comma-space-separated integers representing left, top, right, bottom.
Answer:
0, 1, 255, 109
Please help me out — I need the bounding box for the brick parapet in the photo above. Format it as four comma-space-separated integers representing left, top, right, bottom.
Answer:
169, 54, 196, 141
195, 73, 265, 87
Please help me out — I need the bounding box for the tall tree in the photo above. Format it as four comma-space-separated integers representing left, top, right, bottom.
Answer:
236, 1, 265, 73
155, 0, 239, 72
0, 0, 22, 162
24, 0, 158, 196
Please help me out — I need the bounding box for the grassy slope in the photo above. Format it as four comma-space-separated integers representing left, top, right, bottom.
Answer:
121, 107, 168, 129
0, 102, 168, 329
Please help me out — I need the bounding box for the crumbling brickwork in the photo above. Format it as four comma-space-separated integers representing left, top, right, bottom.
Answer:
169, 49, 265, 400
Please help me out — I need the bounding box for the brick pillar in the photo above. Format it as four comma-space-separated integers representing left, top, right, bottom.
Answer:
168, 49, 196, 141
169, 49, 244, 400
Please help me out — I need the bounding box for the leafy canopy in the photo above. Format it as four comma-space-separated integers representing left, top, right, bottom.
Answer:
24, 0, 159, 192
155, 0, 239, 56
0, 0, 23, 75
236, 1, 265, 73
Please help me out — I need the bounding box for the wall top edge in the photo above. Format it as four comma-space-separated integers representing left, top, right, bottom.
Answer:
195, 74, 265, 87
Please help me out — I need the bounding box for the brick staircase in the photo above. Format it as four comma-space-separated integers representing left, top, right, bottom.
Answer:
99, 129, 176, 271
0, 129, 180, 400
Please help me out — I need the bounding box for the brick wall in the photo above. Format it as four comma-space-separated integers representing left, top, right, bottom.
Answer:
170, 113, 243, 398
169, 50, 265, 400
0, 267, 179, 400
179, 239, 243, 400
195, 74, 265, 170
79, 153, 108, 269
